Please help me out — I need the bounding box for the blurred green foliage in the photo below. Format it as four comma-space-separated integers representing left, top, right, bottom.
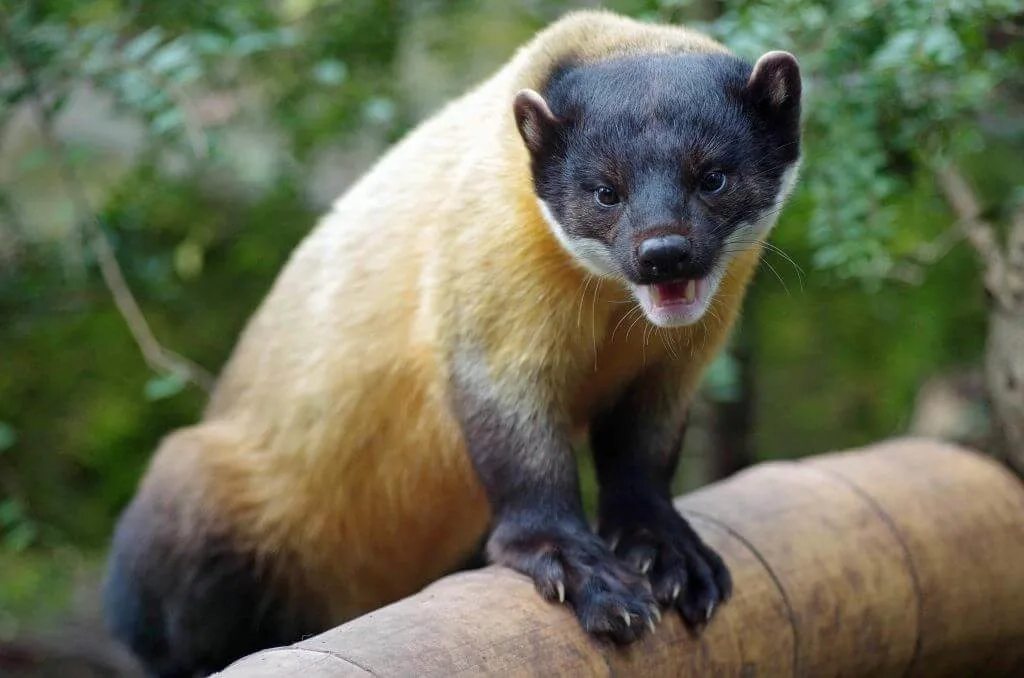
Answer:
0, 0, 1021, 631
712, 0, 1024, 279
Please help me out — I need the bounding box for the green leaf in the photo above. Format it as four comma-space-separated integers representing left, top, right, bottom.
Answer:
151, 108, 184, 135
4, 523, 37, 552
312, 59, 348, 86
144, 372, 187, 401
0, 423, 15, 453
174, 239, 205, 279
920, 25, 963, 66
0, 499, 22, 527
0, 82, 30, 107
703, 353, 742, 403
149, 39, 194, 74
363, 97, 396, 125
194, 31, 230, 55
123, 28, 165, 63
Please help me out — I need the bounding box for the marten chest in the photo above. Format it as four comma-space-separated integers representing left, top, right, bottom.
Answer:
568, 304, 682, 427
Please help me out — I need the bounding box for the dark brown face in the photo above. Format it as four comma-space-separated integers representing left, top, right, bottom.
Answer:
515, 50, 802, 327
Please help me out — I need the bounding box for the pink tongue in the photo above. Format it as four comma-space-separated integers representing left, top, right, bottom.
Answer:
655, 281, 688, 303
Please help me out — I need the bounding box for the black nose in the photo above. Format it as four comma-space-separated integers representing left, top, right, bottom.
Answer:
637, 235, 692, 282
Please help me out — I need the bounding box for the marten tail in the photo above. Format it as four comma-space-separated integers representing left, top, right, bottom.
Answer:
102, 426, 321, 677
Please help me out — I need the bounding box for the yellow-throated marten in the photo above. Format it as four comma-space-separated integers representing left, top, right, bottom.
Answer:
104, 11, 801, 676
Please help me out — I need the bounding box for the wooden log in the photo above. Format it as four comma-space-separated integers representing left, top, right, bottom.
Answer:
217, 439, 1024, 677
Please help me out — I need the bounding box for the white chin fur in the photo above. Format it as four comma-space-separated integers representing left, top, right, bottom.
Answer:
537, 199, 618, 277
630, 270, 724, 328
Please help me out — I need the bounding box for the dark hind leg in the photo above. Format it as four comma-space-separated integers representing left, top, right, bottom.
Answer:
104, 482, 323, 676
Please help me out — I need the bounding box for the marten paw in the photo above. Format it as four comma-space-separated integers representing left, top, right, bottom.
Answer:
487, 519, 659, 643
601, 506, 731, 629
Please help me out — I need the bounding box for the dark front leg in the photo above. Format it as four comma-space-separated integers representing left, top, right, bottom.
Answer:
452, 362, 657, 643
591, 365, 732, 628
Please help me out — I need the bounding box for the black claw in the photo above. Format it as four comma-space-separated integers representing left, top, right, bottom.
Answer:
598, 505, 731, 632
490, 522, 658, 644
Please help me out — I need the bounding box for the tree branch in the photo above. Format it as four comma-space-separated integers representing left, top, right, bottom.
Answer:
0, 12, 214, 392
1005, 201, 1024, 312
935, 163, 1010, 307
935, 164, 1001, 266
884, 224, 965, 285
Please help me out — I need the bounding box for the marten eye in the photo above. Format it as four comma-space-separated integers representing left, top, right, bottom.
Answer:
700, 171, 728, 194
594, 186, 620, 207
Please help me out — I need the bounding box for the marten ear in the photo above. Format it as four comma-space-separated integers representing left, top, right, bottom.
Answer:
513, 89, 560, 155
746, 51, 801, 126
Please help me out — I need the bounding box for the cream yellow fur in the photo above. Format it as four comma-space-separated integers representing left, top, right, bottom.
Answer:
141, 11, 766, 622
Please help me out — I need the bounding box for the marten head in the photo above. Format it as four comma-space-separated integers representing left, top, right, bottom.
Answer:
514, 50, 801, 327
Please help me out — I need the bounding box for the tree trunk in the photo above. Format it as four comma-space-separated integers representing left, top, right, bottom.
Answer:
986, 309, 1024, 474
937, 164, 1024, 474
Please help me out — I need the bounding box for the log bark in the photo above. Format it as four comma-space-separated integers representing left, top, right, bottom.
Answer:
218, 439, 1024, 677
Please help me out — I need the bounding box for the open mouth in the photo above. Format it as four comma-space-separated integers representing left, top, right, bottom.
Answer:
650, 279, 700, 306
631, 276, 714, 328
